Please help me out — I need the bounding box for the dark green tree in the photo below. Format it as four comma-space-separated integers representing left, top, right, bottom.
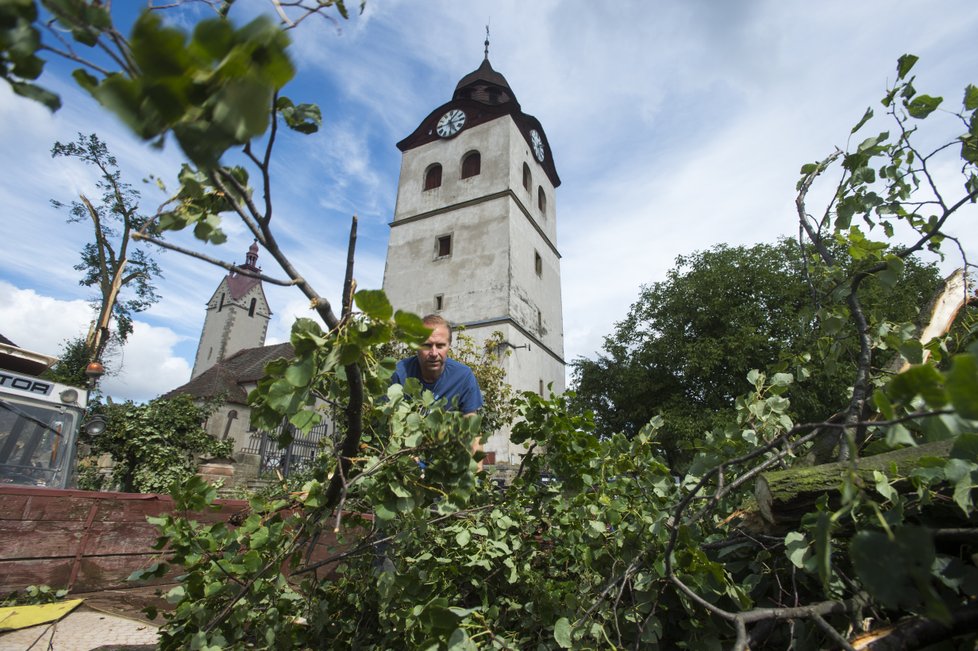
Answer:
50, 133, 162, 364
572, 239, 941, 468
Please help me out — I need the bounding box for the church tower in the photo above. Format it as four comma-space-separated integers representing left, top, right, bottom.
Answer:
191, 242, 271, 379
383, 48, 565, 465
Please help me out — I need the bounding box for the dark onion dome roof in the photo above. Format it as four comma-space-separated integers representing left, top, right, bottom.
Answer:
453, 58, 518, 106
397, 57, 560, 188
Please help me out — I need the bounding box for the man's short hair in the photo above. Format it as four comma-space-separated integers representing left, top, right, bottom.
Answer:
422, 314, 452, 342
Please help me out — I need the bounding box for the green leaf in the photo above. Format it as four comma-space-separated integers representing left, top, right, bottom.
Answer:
554, 617, 573, 648
876, 255, 905, 290
277, 96, 323, 134
284, 356, 314, 387
898, 339, 924, 366
394, 310, 431, 341
851, 526, 946, 621
907, 94, 943, 119
946, 354, 978, 419
289, 409, 320, 434
354, 289, 393, 321
785, 531, 809, 569
885, 423, 917, 448
873, 389, 894, 420
887, 364, 947, 409
897, 54, 919, 80
241, 549, 261, 572
964, 84, 978, 111
950, 433, 978, 462
9, 80, 61, 111
455, 529, 471, 547
851, 106, 874, 134
447, 628, 477, 651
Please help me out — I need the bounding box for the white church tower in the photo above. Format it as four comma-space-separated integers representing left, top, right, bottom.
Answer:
383, 48, 565, 465
191, 242, 271, 379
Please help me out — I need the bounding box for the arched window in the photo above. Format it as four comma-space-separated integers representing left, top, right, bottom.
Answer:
461, 151, 481, 179
248, 298, 257, 317
538, 187, 547, 213
522, 162, 531, 191
424, 163, 442, 190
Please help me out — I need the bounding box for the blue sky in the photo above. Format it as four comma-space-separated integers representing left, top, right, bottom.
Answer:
1, 1, 976, 402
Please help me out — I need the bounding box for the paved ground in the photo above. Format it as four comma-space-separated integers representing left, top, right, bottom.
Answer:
0, 607, 158, 650
0, 587, 167, 651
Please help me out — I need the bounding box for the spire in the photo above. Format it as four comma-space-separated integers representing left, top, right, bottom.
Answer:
244, 240, 259, 270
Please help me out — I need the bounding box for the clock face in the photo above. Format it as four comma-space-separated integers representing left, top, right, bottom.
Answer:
436, 109, 466, 138
530, 129, 545, 162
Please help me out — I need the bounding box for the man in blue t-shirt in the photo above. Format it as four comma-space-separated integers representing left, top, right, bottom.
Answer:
390, 314, 484, 462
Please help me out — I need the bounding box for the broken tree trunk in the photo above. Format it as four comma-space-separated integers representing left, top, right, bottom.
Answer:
755, 439, 954, 526
888, 268, 973, 375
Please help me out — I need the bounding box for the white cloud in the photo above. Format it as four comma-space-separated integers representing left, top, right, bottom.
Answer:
100, 322, 192, 403
0, 281, 191, 402
0, 282, 93, 353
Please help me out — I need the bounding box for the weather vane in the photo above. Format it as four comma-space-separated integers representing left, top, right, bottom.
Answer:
484, 22, 490, 60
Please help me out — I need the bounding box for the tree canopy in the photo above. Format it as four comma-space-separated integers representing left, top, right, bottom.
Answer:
572, 239, 942, 468
78, 394, 232, 494
50, 133, 162, 364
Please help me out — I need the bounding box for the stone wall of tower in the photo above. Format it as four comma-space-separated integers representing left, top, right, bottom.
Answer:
385, 119, 561, 341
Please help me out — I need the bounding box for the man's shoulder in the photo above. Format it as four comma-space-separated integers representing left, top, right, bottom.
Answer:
445, 358, 475, 377
394, 356, 420, 379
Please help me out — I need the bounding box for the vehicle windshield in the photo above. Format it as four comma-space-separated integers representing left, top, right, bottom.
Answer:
0, 398, 79, 487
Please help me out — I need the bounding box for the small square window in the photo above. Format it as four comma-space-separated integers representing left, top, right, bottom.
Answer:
434, 294, 444, 311
436, 234, 452, 258
534, 251, 542, 276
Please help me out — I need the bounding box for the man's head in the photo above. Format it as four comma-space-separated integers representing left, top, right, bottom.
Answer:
417, 314, 452, 382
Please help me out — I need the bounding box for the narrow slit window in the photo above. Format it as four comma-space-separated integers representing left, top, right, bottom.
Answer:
534, 251, 543, 277
248, 298, 257, 317
436, 234, 452, 258
424, 163, 442, 190
522, 162, 531, 191
538, 187, 547, 213
434, 294, 444, 311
